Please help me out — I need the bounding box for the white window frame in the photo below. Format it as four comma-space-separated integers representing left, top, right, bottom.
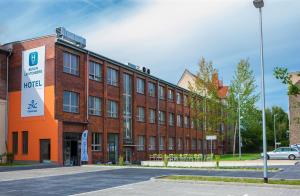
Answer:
92, 132, 102, 151
88, 96, 101, 116
148, 82, 155, 97
63, 91, 79, 113
149, 136, 156, 150
149, 109, 155, 123
137, 135, 145, 151
107, 100, 118, 118
168, 137, 174, 150
136, 78, 145, 94
89, 61, 102, 81
137, 107, 145, 122
107, 67, 118, 86
63, 52, 79, 76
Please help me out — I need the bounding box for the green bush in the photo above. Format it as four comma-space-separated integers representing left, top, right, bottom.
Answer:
6, 152, 14, 164
163, 154, 169, 167
118, 155, 124, 166
215, 155, 220, 168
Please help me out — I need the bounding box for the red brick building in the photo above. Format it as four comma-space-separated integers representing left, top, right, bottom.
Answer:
2, 29, 227, 165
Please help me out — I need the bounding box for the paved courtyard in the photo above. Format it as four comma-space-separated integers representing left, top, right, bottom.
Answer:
0, 164, 299, 196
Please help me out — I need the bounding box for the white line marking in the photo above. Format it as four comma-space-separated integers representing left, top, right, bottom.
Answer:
69, 181, 149, 196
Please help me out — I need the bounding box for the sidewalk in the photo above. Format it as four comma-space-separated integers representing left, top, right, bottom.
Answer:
141, 160, 299, 167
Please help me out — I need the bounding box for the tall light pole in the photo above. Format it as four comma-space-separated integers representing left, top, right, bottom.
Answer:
238, 93, 241, 160
253, 0, 268, 183
274, 114, 278, 149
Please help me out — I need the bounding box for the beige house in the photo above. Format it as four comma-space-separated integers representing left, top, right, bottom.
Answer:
177, 69, 231, 153
289, 72, 300, 145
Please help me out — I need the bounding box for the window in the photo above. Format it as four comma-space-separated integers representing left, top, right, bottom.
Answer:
13, 132, 18, 154
198, 140, 202, 151
191, 120, 195, 129
136, 78, 145, 94
107, 67, 118, 86
159, 86, 165, 100
148, 82, 156, 97
138, 136, 145, 151
169, 113, 175, 126
185, 138, 190, 150
63, 52, 79, 76
168, 89, 174, 101
192, 139, 197, 150
149, 109, 156, 123
149, 136, 156, 150
184, 95, 188, 106
177, 137, 182, 150
184, 116, 190, 128
92, 133, 102, 151
107, 100, 118, 118
89, 61, 102, 81
177, 114, 183, 127
63, 91, 79, 113
159, 136, 164, 150
88, 96, 101, 116
123, 73, 132, 139
137, 107, 145, 122
176, 92, 182, 104
168, 137, 174, 150
22, 131, 28, 154
159, 111, 166, 125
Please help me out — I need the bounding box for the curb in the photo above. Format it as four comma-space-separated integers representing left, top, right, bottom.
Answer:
152, 176, 300, 189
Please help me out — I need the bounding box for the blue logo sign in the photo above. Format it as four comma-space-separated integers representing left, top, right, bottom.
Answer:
27, 100, 38, 110
29, 52, 38, 66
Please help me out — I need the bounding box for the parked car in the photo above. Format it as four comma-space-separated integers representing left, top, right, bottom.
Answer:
290, 144, 300, 150
261, 147, 300, 160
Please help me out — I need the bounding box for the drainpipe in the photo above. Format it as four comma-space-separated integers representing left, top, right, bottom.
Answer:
86, 51, 89, 123
157, 80, 160, 154
5, 49, 12, 153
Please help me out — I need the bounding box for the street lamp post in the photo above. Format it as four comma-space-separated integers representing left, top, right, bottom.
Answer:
274, 114, 278, 149
238, 93, 241, 160
253, 0, 268, 183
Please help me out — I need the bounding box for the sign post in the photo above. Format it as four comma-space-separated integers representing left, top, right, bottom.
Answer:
206, 135, 217, 158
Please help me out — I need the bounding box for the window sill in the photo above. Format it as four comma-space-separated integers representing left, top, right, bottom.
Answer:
63, 71, 80, 78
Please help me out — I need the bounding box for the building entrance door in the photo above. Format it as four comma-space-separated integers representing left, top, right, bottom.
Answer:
123, 147, 132, 164
108, 134, 118, 164
63, 133, 81, 166
40, 139, 51, 163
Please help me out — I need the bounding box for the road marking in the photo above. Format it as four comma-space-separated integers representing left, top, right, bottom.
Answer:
69, 181, 149, 196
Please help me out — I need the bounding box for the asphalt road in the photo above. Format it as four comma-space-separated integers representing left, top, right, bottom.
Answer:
0, 166, 299, 196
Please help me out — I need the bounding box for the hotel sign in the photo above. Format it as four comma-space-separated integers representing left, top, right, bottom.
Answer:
21, 46, 45, 117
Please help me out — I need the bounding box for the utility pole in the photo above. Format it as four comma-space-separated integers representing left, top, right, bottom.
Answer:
238, 93, 241, 160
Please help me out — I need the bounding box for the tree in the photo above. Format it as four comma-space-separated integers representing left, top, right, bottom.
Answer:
274, 67, 300, 95
188, 57, 224, 155
228, 59, 259, 155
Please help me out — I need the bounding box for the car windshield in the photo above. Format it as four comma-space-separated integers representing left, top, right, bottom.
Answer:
274, 148, 282, 152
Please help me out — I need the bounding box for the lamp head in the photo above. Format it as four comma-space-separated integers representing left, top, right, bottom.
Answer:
253, 0, 264, 8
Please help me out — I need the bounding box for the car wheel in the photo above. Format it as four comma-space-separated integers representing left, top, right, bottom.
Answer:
267, 155, 270, 160
288, 155, 296, 160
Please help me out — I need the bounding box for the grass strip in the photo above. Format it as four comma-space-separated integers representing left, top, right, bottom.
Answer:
161, 175, 300, 186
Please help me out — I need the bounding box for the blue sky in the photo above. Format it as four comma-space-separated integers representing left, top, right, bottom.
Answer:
1, 0, 299, 111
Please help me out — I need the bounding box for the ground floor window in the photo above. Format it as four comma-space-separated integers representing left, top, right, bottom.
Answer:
185, 138, 189, 150
159, 136, 164, 150
92, 133, 102, 151
137, 136, 145, 151
168, 137, 174, 150
149, 136, 156, 150
13, 132, 18, 154
192, 139, 197, 150
22, 131, 28, 154
177, 137, 182, 150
